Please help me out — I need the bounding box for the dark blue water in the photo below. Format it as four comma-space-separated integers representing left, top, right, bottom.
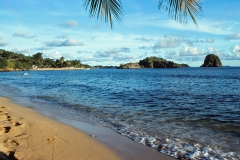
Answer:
0, 68, 239, 159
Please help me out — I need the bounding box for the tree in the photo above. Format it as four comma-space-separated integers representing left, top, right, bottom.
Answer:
65, 60, 71, 67
84, 0, 202, 28
43, 58, 56, 68
55, 59, 60, 68
60, 57, 64, 68
14, 61, 23, 70
33, 53, 43, 67
71, 60, 82, 68
7, 60, 15, 69
0, 58, 8, 69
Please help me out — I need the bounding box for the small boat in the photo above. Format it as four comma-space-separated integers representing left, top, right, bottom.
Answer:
22, 73, 29, 76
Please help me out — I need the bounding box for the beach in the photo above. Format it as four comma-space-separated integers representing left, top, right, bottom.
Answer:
0, 96, 120, 160
0, 96, 176, 160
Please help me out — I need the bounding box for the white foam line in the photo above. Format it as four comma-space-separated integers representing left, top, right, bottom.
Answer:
112, 126, 240, 160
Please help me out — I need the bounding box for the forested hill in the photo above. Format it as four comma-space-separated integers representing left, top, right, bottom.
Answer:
0, 49, 90, 70
139, 57, 189, 68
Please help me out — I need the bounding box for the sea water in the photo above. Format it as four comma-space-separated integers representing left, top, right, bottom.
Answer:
0, 67, 239, 159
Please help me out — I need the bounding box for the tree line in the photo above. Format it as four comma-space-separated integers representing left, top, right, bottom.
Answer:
0, 49, 91, 70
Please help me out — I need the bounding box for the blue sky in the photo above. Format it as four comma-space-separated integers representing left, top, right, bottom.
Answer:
0, 0, 240, 66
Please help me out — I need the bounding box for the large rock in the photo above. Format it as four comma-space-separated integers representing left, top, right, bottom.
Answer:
201, 54, 222, 67
119, 62, 140, 69
139, 56, 189, 68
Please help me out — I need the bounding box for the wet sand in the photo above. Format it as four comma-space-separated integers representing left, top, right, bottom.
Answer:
0, 96, 175, 160
0, 97, 120, 160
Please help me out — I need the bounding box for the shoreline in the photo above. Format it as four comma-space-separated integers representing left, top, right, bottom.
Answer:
34, 67, 87, 71
0, 96, 120, 160
0, 96, 175, 160
0, 67, 87, 72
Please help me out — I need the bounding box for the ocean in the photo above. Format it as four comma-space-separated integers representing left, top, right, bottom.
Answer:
0, 67, 239, 159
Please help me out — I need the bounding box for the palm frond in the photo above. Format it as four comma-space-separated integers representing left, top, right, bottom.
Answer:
84, 0, 124, 28
157, 0, 202, 27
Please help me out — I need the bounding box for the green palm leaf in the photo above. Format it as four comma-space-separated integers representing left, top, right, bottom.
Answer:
84, 0, 202, 28
157, 0, 202, 27
84, 0, 124, 28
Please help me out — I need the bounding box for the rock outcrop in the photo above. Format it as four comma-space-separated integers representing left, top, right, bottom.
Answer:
139, 56, 189, 68
201, 54, 222, 67
119, 62, 140, 69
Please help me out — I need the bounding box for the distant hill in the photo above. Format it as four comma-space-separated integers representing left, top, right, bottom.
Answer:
119, 57, 189, 69
119, 62, 140, 69
0, 49, 88, 71
139, 56, 189, 68
201, 54, 222, 67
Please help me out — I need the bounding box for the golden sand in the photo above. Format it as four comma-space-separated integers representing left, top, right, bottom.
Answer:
0, 97, 120, 160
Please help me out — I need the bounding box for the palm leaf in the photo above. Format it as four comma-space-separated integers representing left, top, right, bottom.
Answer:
157, 0, 202, 27
84, 0, 124, 28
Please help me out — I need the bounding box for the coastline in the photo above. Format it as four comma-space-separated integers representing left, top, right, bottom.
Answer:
34, 67, 86, 71
0, 96, 120, 160
0, 67, 86, 72
0, 67, 239, 160
0, 96, 176, 160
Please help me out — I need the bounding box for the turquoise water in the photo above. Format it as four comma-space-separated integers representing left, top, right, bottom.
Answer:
0, 67, 239, 159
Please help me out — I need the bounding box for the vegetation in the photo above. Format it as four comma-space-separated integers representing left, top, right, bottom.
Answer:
93, 65, 118, 69
119, 62, 140, 69
139, 56, 189, 68
200, 54, 222, 67
0, 49, 90, 71
84, 0, 202, 28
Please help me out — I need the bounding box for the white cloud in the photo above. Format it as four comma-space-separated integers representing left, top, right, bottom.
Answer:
56, 34, 69, 39
43, 51, 73, 60
177, 46, 224, 57
125, 13, 233, 35
0, 41, 8, 46
135, 37, 154, 41
34, 47, 51, 50
205, 38, 214, 43
165, 49, 177, 56
12, 32, 35, 39
139, 46, 149, 50
63, 39, 83, 46
179, 46, 205, 56
93, 48, 138, 62
231, 45, 240, 58
153, 36, 184, 49
205, 46, 224, 55
60, 20, 78, 27
226, 32, 240, 40
162, 20, 233, 35
43, 51, 63, 59
77, 50, 92, 54
119, 47, 130, 52
91, 25, 101, 29
164, 46, 229, 63
13, 48, 31, 53
43, 51, 74, 60
94, 49, 118, 58
46, 38, 84, 47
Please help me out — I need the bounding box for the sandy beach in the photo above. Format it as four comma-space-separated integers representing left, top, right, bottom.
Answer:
0, 96, 176, 160
0, 97, 120, 160
34, 67, 86, 71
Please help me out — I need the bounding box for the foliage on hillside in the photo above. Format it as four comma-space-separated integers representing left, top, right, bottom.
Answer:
119, 62, 140, 69
200, 54, 222, 67
139, 56, 189, 68
0, 49, 90, 70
